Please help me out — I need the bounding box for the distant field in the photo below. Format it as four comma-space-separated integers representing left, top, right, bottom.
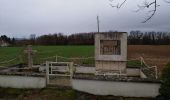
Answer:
0, 45, 94, 59
0, 45, 170, 73
128, 45, 170, 74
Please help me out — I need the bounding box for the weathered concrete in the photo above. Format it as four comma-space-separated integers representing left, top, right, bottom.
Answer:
95, 32, 127, 61
96, 61, 126, 72
0, 75, 46, 88
127, 68, 140, 77
95, 32, 127, 74
76, 67, 95, 74
72, 79, 160, 98
39, 65, 95, 74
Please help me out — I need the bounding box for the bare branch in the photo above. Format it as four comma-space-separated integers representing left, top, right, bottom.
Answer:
110, 0, 159, 23
118, 0, 127, 8
109, 0, 170, 23
140, 0, 158, 23
142, 9, 156, 23
110, 0, 127, 9
109, 0, 162, 23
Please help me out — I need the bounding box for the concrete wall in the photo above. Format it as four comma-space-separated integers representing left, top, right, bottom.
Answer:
95, 32, 127, 61
72, 79, 160, 98
95, 32, 127, 74
127, 68, 140, 77
96, 61, 126, 73
76, 67, 95, 74
0, 75, 46, 88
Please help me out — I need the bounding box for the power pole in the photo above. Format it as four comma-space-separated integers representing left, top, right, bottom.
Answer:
97, 16, 100, 33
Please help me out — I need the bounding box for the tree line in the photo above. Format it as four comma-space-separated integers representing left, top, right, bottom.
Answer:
35, 32, 94, 45
0, 35, 15, 45
128, 31, 170, 45
1, 31, 170, 46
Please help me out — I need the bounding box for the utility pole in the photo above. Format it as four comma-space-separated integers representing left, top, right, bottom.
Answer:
97, 16, 100, 33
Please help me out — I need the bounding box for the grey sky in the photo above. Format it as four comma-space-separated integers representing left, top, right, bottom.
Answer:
0, 0, 170, 38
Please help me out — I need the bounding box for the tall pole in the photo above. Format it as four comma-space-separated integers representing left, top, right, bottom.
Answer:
97, 16, 100, 33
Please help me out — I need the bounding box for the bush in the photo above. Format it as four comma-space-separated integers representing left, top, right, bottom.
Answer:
158, 62, 170, 100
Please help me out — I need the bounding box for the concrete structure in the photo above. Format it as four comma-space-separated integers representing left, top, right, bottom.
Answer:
24, 45, 37, 68
126, 67, 148, 78
75, 66, 95, 74
0, 75, 46, 88
95, 32, 127, 74
127, 67, 140, 77
72, 79, 160, 98
0, 40, 9, 47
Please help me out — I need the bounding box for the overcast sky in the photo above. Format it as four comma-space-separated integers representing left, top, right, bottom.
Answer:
0, 0, 170, 38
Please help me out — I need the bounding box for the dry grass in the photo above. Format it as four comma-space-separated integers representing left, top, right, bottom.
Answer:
128, 45, 170, 75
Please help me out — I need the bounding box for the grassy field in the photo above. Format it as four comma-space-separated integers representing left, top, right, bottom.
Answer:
0, 46, 94, 66
0, 45, 170, 73
0, 45, 94, 59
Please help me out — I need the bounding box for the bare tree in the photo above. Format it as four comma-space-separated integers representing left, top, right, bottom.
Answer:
109, 0, 170, 23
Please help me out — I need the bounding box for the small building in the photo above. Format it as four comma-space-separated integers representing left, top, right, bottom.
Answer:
95, 32, 127, 75
0, 40, 9, 47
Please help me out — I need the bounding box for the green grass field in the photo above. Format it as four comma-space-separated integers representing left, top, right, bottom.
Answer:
0, 46, 94, 66
0, 45, 142, 67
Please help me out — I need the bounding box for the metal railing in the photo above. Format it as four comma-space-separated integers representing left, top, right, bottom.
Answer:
45, 61, 74, 85
140, 57, 158, 79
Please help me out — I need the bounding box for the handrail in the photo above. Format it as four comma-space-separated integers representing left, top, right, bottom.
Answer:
56, 55, 94, 60
140, 57, 158, 79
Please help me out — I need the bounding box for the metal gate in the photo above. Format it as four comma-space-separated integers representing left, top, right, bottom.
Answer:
46, 61, 74, 86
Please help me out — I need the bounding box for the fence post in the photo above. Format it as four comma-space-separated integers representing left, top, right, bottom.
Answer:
56, 55, 57, 62
155, 66, 158, 79
46, 61, 49, 85
70, 62, 74, 78
50, 63, 53, 74
140, 57, 143, 66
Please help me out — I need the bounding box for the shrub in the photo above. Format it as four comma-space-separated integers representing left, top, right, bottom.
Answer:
158, 62, 170, 100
